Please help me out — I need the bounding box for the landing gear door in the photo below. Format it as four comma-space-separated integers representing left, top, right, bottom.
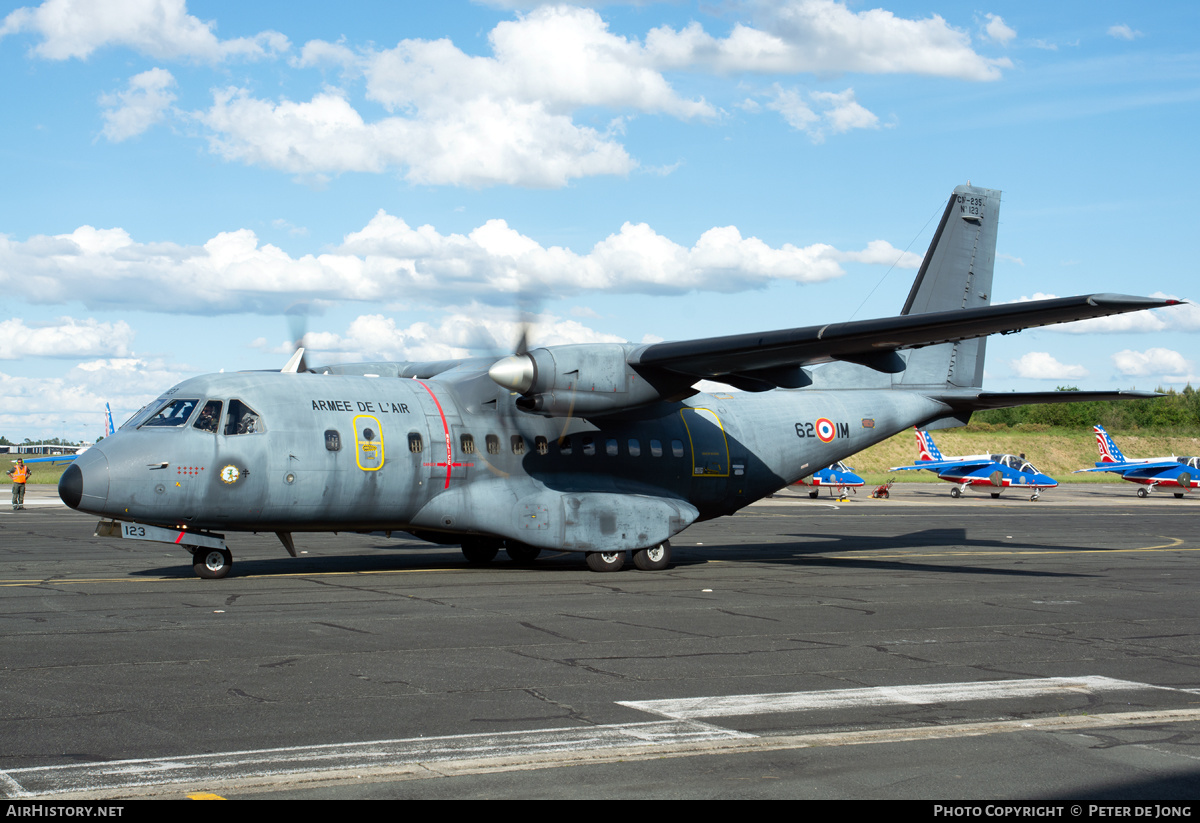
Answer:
354, 415, 384, 471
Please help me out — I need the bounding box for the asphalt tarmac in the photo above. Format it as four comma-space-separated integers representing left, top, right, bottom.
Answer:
1, 483, 1198, 800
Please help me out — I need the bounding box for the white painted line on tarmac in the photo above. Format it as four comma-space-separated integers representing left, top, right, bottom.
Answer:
0, 719, 749, 798
618, 676, 1165, 720
1, 676, 1180, 798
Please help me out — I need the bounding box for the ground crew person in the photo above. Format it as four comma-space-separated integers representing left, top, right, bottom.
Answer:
7, 458, 30, 510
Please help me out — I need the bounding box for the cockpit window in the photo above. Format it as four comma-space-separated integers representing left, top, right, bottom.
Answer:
141, 399, 199, 428
121, 402, 156, 430
225, 399, 265, 435
192, 400, 222, 433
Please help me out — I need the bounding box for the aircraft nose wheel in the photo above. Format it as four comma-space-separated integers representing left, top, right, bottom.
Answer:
633, 540, 672, 571
950, 487, 962, 498
1137, 487, 1149, 498
193, 548, 232, 579
585, 551, 625, 572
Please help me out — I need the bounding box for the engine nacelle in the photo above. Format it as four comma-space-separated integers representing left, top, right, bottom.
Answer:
488, 343, 691, 417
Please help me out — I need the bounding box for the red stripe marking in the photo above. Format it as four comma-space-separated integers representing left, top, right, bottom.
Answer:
415, 379, 455, 490
174, 531, 185, 544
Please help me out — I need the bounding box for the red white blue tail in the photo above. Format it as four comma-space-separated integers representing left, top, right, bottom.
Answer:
916, 429, 944, 462
1094, 425, 1126, 463
104, 403, 115, 438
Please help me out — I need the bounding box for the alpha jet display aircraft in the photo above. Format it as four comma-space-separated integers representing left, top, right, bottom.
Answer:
794, 462, 865, 499
59, 185, 1175, 578
1073, 424, 1200, 498
889, 428, 1058, 500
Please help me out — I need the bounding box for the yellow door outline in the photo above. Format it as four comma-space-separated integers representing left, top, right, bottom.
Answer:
354, 414, 385, 471
680, 408, 730, 477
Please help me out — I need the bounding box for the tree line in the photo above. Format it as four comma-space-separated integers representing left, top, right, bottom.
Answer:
975, 386, 1200, 431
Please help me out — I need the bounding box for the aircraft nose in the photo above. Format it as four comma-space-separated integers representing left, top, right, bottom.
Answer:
58, 449, 110, 512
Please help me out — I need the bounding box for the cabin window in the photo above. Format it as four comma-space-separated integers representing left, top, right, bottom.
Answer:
192, 400, 222, 433
225, 399, 264, 435
535, 436, 548, 455
628, 439, 641, 457
582, 436, 596, 456
141, 398, 199, 428
460, 434, 476, 454
606, 439, 619, 456
650, 439, 663, 457
408, 432, 423, 453
559, 437, 572, 456
325, 430, 341, 451
486, 434, 501, 455
511, 435, 526, 455
671, 439, 684, 458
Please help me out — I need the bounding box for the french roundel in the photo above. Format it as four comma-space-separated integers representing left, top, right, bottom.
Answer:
815, 417, 836, 442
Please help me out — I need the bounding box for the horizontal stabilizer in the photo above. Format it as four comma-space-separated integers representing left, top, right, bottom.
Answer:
940, 389, 1164, 411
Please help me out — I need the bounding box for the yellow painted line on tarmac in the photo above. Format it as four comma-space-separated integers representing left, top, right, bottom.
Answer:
823, 536, 1188, 560
187, 792, 225, 800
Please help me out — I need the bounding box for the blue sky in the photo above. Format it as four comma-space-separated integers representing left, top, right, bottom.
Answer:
1, 0, 1197, 441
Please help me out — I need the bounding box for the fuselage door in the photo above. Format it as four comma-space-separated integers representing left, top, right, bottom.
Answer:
354, 414, 384, 471
681, 407, 731, 507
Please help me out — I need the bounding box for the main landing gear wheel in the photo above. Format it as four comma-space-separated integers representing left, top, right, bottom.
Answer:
1174, 492, 1186, 499
808, 490, 819, 499
1137, 487, 1149, 498
991, 492, 1001, 499
586, 551, 625, 572
461, 537, 501, 565
193, 548, 232, 580
950, 487, 962, 499
633, 541, 671, 571
505, 541, 541, 565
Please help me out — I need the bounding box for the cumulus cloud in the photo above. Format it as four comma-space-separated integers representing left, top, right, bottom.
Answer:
766, 86, 880, 143
298, 310, 628, 363
0, 317, 135, 359
1108, 24, 1143, 41
981, 13, 1016, 46
99, 68, 176, 141
645, 0, 1009, 80
0, 358, 188, 440
1, 0, 288, 61
1112, 348, 1192, 378
198, 88, 635, 188
0, 215, 921, 314
1010, 352, 1089, 380
200, 6, 720, 187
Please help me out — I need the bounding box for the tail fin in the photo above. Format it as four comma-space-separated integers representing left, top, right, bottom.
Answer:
896, 184, 1001, 391
1094, 425, 1126, 463
104, 403, 114, 438
916, 429, 944, 462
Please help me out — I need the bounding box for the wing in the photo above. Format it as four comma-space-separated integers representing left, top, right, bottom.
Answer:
631, 294, 1176, 384
12, 454, 78, 465
889, 459, 996, 472
1074, 461, 1183, 475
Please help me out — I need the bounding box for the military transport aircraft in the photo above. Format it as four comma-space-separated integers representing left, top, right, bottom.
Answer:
889, 428, 1058, 500
58, 185, 1176, 578
1073, 424, 1199, 497
794, 462, 865, 499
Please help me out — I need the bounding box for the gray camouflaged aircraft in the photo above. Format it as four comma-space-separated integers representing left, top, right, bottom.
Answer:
60, 185, 1175, 578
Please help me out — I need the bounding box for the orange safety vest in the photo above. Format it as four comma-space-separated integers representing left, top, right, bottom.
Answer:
11, 465, 29, 484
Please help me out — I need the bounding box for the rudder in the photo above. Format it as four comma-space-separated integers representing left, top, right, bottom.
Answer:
896, 184, 1001, 391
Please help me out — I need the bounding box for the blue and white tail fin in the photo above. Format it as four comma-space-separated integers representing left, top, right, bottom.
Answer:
916, 429, 944, 462
1094, 425, 1126, 463
104, 403, 115, 438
